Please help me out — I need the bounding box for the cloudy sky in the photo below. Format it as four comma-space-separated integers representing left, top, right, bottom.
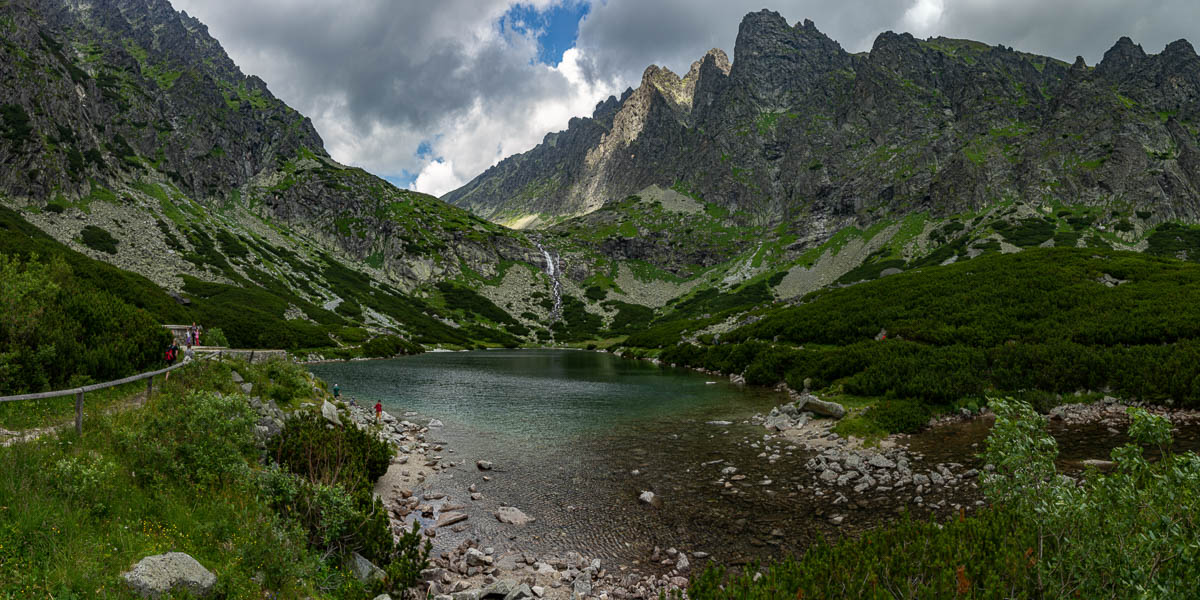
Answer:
171, 0, 1199, 197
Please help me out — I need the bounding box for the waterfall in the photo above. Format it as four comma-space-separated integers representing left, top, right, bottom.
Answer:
533, 239, 563, 321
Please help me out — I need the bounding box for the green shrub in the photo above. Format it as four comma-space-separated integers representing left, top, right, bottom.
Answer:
80, 225, 118, 254
204, 327, 230, 347
378, 521, 433, 599
121, 390, 256, 487
0, 103, 32, 145
51, 450, 118, 515
866, 397, 931, 433
584, 285, 607, 301
363, 334, 422, 357
269, 412, 391, 494
0, 253, 172, 395
250, 358, 314, 406
257, 465, 394, 563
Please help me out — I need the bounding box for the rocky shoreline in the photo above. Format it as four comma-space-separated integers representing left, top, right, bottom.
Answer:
314, 399, 691, 600
311, 372, 1200, 600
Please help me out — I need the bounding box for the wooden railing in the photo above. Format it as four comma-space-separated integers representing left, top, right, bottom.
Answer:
0, 358, 199, 435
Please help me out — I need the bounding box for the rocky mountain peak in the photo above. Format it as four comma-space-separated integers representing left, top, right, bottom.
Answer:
1164, 39, 1199, 59
641, 64, 692, 110
728, 10, 850, 111
1097, 36, 1148, 78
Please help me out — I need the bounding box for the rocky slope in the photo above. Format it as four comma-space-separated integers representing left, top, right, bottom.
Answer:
0, 0, 561, 349
443, 10, 1200, 241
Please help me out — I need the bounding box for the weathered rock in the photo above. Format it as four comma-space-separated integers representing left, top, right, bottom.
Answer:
123, 552, 217, 599
321, 400, 341, 425
437, 512, 469, 528
351, 552, 386, 582
801, 396, 846, 419
429, 419, 445, 428
477, 460, 494, 470
495, 506, 535, 525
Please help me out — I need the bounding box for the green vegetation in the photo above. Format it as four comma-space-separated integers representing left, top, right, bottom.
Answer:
689, 399, 1200, 598
654, 249, 1200, 421
0, 358, 430, 598
362, 334, 422, 358
0, 103, 33, 145
79, 225, 118, 254
0, 253, 170, 396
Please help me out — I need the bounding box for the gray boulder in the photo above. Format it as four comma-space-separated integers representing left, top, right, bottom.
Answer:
350, 552, 385, 582
321, 400, 341, 425
799, 395, 845, 419
123, 552, 217, 598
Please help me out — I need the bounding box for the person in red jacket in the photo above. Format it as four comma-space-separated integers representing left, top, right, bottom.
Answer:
374, 401, 382, 422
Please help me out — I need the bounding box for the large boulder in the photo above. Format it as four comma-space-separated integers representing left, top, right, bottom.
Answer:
321, 400, 341, 425
796, 394, 845, 419
123, 552, 217, 598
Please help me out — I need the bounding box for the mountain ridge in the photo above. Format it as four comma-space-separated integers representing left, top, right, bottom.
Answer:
442, 10, 1200, 235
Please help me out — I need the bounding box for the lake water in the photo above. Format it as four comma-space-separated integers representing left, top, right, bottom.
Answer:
308, 349, 1200, 568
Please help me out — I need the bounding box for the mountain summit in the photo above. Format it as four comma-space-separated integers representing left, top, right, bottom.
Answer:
442, 11, 1200, 231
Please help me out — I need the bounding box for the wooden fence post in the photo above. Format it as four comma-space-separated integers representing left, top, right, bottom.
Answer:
75, 391, 83, 435
146, 375, 153, 401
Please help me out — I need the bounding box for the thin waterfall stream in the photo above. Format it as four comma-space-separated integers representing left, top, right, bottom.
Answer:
533, 239, 563, 321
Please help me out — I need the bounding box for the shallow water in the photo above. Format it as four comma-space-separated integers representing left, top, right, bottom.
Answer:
310, 350, 1200, 568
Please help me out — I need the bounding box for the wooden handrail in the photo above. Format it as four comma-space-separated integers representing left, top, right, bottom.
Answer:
0, 354, 216, 436
0, 359, 191, 402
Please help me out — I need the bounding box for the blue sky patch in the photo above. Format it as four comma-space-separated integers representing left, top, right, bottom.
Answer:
385, 172, 417, 189
500, 1, 590, 65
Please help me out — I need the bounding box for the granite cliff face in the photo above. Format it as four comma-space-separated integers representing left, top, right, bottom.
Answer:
443, 10, 1200, 234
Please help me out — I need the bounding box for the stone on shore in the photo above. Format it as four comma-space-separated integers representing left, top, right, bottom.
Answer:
436, 512, 469, 528
123, 552, 217, 598
321, 400, 340, 425
477, 460, 494, 470
798, 395, 846, 419
429, 419, 445, 428
495, 506, 535, 525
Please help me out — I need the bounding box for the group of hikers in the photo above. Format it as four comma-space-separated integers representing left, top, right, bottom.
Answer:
332, 383, 383, 422
164, 322, 202, 366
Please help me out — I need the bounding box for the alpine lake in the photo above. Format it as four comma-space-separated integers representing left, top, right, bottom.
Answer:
309, 349, 1200, 569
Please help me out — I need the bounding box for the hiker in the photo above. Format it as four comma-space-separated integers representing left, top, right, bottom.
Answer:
333, 383, 340, 398
374, 401, 382, 422
165, 344, 176, 366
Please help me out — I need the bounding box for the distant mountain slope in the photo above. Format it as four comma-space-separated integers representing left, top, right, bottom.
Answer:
0, 0, 554, 351
443, 10, 1200, 235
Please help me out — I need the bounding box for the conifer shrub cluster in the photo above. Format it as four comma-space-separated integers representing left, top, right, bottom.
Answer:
0, 253, 170, 395
650, 249, 1200, 422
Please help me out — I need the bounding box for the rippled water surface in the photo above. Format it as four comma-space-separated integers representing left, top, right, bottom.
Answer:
309, 350, 1200, 567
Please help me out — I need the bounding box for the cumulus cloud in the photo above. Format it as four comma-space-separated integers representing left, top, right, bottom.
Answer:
171, 0, 1200, 197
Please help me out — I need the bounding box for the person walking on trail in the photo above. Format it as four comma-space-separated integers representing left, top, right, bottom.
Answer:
374, 401, 382, 422
333, 383, 340, 399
